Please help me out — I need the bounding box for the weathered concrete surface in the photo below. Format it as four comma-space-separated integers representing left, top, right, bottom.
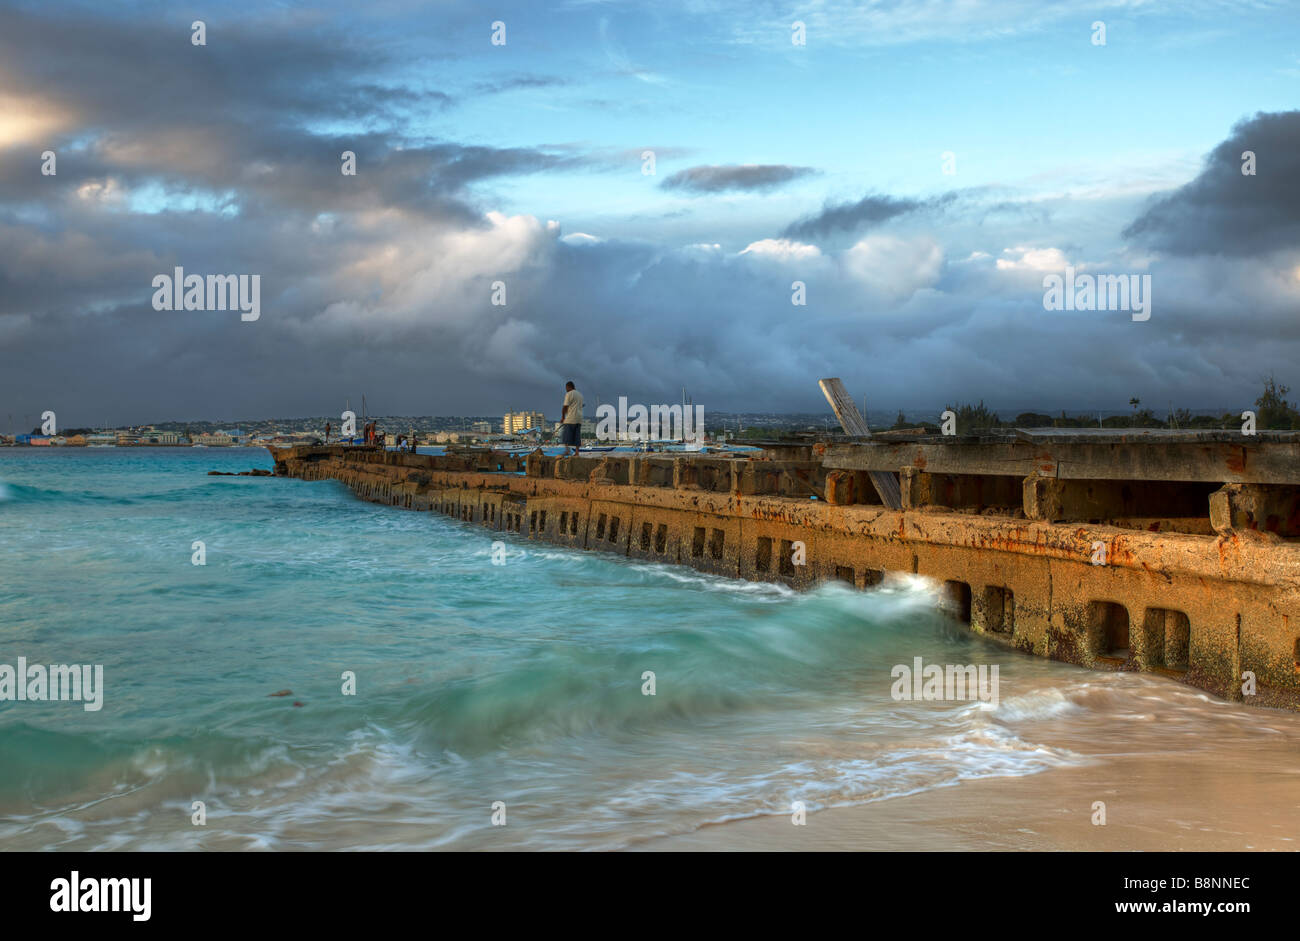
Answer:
824, 430, 1300, 483
271, 444, 1300, 711
1210, 483, 1300, 537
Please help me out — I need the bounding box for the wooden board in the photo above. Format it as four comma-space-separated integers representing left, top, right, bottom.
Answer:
818, 377, 902, 508
818, 377, 870, 437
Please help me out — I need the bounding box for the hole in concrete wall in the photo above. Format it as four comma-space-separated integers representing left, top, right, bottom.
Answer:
609, 517, 620, 542
862, 569, 884, 587
641, 522, 652, 550
596, 514, 607, 540
560, 511, 568, 533
570, 513, 579, 535
983, 586, 1014, 633
709, 528, 724, 559
755, 537, 772, 572
654, 524, 667, 554
778, 539, 796, 576
1090, 601, 1130, 658
835, 565, 855, 585
943, 581, 972, 623
692, 527, 705, 558
529, 510, 537, 533
1294, 638, 1300, 673
1142, 608, 1190, 670
539, 510, 547, 532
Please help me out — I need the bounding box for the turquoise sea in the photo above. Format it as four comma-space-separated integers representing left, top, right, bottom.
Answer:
1, 448, 1297, 850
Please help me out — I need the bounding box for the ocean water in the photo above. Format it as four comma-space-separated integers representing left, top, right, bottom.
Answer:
1, 447, 1296, 851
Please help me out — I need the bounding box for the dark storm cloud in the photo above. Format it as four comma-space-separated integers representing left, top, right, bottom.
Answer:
782, 191, 958, 239
1123, 110, 1300, 256
660, 164, 816, 194
0, 8, 592, 221
0, 8, 443, 134
3, 3, 1299, 428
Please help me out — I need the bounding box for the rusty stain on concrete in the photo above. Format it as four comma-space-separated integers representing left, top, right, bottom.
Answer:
270, 443, 1300, 711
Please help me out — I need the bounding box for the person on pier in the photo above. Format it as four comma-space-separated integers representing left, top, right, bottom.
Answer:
559, 381, 584, 457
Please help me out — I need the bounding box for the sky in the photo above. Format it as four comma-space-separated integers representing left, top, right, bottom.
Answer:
1, 0, 1299, 427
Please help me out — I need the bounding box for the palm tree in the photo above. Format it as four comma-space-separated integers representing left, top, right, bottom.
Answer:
1129, 397, 1140, 427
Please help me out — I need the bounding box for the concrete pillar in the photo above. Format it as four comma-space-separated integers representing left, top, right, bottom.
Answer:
900, 467, 934, 510
1210, 483, 1300, 536
824, 470, 856, 505
673, 458, 698, 490
1023, 473, 1063, 522
629, 456, 651, 486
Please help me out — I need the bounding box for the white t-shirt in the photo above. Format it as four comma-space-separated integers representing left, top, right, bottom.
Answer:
562, 389, 584, 424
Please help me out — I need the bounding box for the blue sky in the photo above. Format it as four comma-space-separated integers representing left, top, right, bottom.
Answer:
1, 0, 1299, 423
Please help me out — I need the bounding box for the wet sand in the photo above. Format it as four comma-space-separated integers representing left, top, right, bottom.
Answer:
640, 720, 1300, 851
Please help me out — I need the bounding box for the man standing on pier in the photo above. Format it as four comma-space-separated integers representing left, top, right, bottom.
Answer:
560, 381, 583, 457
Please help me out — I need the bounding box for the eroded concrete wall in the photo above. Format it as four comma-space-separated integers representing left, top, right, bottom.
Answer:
273, 445, 1300, 711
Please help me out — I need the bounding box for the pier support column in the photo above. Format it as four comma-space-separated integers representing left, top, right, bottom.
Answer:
629, 456, 652, 486
900, 467, 934, 510
1210, 483, 1300, 536
673, 458, 700, 490
1023, 473, 1064, 522
824, 470, 856, 505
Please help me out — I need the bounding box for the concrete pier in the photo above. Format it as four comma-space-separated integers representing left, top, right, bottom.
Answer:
270, 431, 1300, 711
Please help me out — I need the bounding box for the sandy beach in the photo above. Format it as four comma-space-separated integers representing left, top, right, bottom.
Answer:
642, 719, 1300, 851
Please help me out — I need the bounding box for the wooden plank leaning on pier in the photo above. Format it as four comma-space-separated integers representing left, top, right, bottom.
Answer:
818, 377, 902, 509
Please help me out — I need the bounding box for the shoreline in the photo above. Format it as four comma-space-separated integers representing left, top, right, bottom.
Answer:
638, 733, 1300, 852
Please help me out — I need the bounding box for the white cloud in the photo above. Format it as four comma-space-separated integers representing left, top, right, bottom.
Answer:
840, 235, 943, 302
995, 246, 1070, 272
739, 238, 822, 261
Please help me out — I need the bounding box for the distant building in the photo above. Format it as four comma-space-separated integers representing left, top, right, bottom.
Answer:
504, 411, 545, 434
192, 432, 237, 446
471, 421, 493, 434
